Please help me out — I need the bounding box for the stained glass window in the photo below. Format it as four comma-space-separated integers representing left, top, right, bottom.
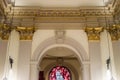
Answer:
49, 66, 71, 80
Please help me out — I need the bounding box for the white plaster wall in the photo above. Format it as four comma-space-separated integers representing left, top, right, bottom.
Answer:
18, 41, 32, 80
32, 30, 54, 57
66, 30, 89, 59
65, 59, 81, 80
112, 41, 120, 80
89, 41, 102, 80
0, 41, 7, 79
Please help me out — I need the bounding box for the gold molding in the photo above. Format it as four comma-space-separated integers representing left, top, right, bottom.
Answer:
7, 7, 112, 17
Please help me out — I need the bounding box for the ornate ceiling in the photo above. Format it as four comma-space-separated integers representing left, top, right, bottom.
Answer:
0, 0, 120, 40
13, 0, 110, 7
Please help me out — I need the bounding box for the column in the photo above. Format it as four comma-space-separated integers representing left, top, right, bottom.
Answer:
3, 30, 20, 80
100, 30, 117, 80
82, 62, 90, 80
30, 61, 39, 80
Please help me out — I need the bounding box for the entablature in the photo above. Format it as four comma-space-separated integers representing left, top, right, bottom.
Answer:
7, 7, 112, 17
1, 23, 120, 41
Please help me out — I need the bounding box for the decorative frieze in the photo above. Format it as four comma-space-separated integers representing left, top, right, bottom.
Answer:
7, 7, 112, 17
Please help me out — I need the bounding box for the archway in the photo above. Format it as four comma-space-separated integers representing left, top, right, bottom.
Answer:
31, 37, 89, 64
30, 30, 90, 80
39, 47, 81, 80
30, 43, 90, 80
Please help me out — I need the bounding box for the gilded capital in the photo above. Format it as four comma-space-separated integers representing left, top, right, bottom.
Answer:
107, 24, 120, 40
85, 27, 103, 40
0, 23, 35, 40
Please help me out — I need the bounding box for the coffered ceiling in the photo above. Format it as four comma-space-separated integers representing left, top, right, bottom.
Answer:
13, 0, 110, 7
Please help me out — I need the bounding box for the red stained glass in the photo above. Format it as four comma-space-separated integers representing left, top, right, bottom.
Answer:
49, 66, 71, 80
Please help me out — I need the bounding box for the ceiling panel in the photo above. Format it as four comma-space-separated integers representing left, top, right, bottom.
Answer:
14, 0, 110, 7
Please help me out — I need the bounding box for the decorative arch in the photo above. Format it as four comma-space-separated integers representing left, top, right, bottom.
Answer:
31, 36, 89, 66
30, 30, 90, 80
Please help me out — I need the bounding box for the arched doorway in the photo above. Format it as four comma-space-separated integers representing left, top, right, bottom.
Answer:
38, 47, 81, 80
30, 30, 90, 80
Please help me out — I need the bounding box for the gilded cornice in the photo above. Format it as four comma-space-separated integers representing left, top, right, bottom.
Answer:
7, 7, 112, 17
0, 1, 5, 16
113, 0, 120, 17
108, 0, 120, 40
0, 0, 11, 14
114, 5, 120, 14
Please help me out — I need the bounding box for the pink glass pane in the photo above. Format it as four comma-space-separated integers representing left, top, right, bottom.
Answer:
49, 66, 71, 80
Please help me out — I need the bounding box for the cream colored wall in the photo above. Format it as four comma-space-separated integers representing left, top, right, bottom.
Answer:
0, 41, 7, 79
89, 41, 102, 80
18, 41, 32, 80
113, 41, 120, 80
40, 58, 81, 80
